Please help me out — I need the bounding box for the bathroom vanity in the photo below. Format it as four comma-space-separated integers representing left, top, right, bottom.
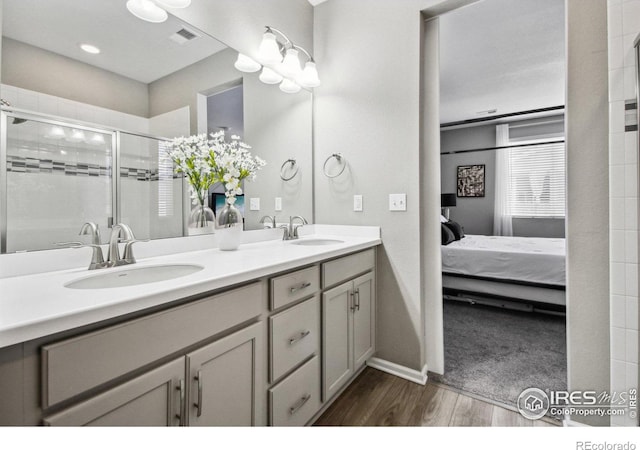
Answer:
0, 226, 380, 426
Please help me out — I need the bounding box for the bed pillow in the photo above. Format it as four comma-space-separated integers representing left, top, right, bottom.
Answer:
441, 223, 456, 245
444, 220, 465, 240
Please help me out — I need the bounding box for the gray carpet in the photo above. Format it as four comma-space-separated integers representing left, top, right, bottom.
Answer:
437, 300, 567, 408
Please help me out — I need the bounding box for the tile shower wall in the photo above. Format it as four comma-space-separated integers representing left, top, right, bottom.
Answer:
2, 85, 190, 250
607, 0, 639, 427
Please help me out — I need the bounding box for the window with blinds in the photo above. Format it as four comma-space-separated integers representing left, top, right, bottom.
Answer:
508, 140, 565, 218
157, 140, 174, 218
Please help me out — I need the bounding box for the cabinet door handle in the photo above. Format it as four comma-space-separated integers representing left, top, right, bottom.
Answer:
175, 379, 185, 425
350, 291, 356, 311
194, 370, 203, 418
289, 394, 311, 415
288, 330, 311, 345
290, 281, 311, 293
355, 288, 360, 311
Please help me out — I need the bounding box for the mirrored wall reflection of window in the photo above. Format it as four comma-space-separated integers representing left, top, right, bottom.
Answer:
118, 133, 185, 241
5, 116, 113, 252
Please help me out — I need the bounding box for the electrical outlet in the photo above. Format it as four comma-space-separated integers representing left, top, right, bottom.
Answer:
389, 193, 407, 211
354, 195, 363, 212
249, 198, 260, 211
275, 197, 282, 211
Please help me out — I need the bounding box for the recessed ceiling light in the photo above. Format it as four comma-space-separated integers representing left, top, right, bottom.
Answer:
80, 44, 101, 54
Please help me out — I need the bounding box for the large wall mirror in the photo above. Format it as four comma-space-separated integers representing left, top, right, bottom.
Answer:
0, 0, 313, 253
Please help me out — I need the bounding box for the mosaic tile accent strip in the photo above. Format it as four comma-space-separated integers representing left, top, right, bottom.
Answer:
625, 100, 638, 132
6, 155, 181, 180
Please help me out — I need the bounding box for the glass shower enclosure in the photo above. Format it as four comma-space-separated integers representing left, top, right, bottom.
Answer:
0, 109, 186, 253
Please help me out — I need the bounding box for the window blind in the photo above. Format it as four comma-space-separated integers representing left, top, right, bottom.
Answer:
508, 140, 565, 218
157, 141, 174, 218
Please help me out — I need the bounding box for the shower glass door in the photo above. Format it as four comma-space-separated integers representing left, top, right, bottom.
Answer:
118, 132, 185, 241
1, 112, 114, 252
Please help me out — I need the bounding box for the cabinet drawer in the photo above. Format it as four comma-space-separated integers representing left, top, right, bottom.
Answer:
42, 282, 263, 409
322, 249, 375, 288
269, 355, 321, 426
270, 266, 319, 310
269, 296, 320, 382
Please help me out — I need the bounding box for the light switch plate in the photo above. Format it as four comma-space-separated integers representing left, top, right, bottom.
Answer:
389, 193, 407, 211
249, 198, 260, 211
275, 197, 282, 211
354, 195, 363, 212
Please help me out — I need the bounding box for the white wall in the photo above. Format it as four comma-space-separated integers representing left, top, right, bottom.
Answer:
314, 0, 443, 372
566, 0, 611, 426
607, 0, 639, 427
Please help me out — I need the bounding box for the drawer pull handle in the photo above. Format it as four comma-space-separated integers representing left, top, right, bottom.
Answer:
175, 379, 185, 425
194, 370, 203, 418
290, 282, 311, 293
289, 394, 311, 415
288, 330, 311, 345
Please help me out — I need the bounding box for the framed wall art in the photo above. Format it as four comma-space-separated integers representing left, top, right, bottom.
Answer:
457, 164, 485, 197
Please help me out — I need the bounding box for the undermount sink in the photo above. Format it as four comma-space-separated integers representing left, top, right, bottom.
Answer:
291, 239, 344, 246
65, 264, 204, 290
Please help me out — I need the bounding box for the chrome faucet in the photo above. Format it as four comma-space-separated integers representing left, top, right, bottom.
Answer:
281, 216, 308, 240
55, 222, 109, 270
107, 223, 146, 266
259, 215, 277, 228
290, 216, 308, 239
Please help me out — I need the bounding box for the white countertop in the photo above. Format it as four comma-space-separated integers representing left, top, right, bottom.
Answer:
0, 225, 380, 348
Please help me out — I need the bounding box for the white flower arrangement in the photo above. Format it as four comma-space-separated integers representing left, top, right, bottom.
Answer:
167, 131, 265, 208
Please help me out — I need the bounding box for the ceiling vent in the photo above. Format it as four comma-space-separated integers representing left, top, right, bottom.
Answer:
169, 27, 199, 45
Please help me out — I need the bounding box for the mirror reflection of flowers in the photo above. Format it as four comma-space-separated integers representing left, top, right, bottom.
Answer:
208, 130, 266, 205
167, 131, 266, 211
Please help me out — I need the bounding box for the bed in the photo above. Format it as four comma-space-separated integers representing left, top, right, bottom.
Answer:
441, 234, 566, 312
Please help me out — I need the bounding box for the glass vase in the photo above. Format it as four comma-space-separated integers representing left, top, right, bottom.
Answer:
188, 202, 215, 236
215, 201, 243, 251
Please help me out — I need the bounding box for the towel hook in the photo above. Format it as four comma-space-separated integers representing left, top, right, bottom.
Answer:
322, 153, 346, 178
280, 158, 299, 181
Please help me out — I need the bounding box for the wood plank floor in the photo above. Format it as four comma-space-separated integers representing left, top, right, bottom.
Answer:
314, 368, 560, 427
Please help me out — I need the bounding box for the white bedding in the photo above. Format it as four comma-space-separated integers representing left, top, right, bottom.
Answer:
441, 235, 566, 286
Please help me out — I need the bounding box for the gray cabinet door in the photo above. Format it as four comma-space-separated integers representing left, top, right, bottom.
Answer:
186, 322, 264, 426
43, 358, 184, 426
322, 280, 354, 402
352, 272, 375, 369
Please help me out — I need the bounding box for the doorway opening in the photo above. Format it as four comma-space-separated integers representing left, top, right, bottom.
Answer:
425, 0, 568, 412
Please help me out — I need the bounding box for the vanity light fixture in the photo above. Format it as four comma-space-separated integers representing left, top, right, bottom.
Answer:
67, 129, 86, 143
126, 0, 191, 23
279, 78, 301, 94
126, 0, 168, 23
234, 54, 262, 73
236, 26, 321, 93
259, 67, 283, 85
47, 126, 66, 140
80, 44, 101, 55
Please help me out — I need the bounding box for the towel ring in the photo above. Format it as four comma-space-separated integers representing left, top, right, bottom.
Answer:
323, 153, 346, 178
280, 158, 299, 181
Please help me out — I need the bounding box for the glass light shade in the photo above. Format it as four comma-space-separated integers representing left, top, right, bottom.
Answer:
299, 61, 321, 88
258, 31, 282, 65
126, 0, 168, 23
279, 78, 301, 94
234, 53, 262, 73
259, 67, 283, 85
154, 0, 191, 8
281, 48, 301, 78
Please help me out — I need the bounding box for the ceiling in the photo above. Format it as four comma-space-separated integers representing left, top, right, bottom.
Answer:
2, 0, 228, 84
439, 0, 565, 124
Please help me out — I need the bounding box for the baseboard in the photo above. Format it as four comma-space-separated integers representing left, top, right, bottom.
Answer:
366, 357, 428, 385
